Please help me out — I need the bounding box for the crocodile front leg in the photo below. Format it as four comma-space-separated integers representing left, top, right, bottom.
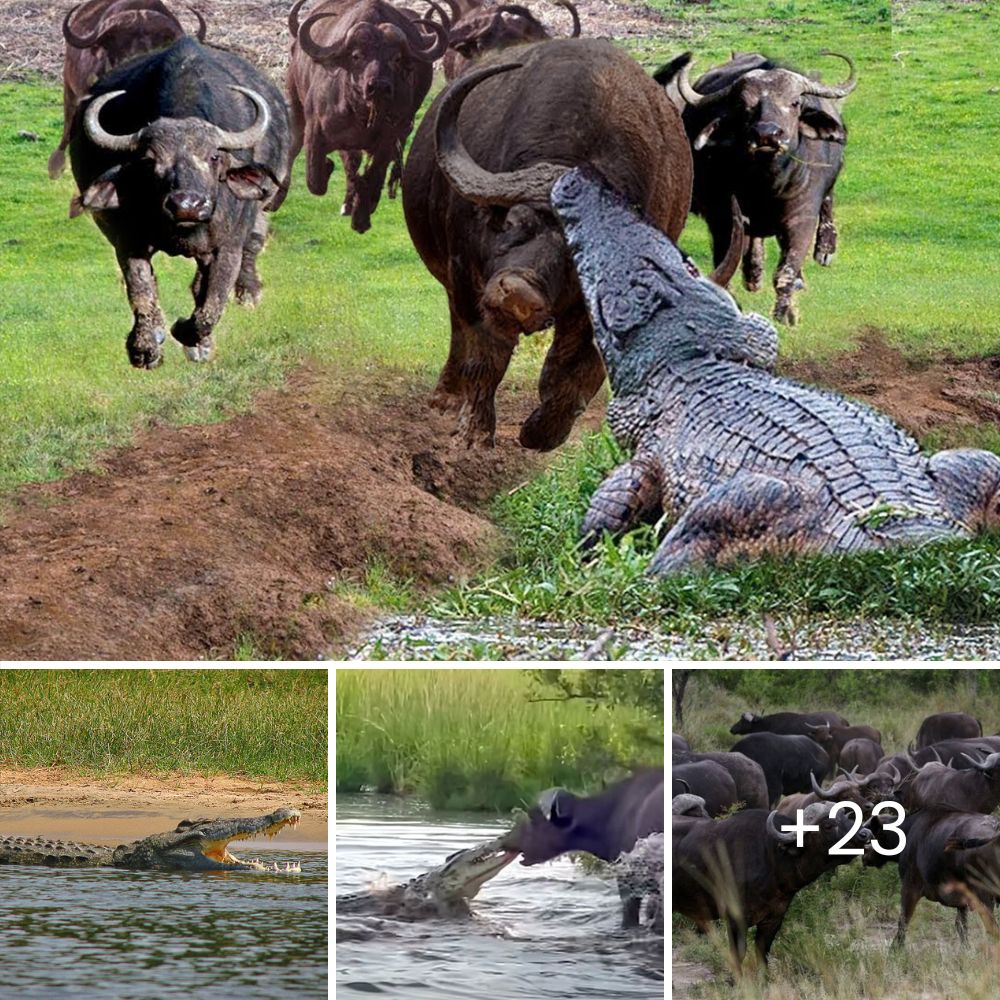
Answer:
928, 449, 1000, 533
647, 472, 833, 575
581, 456, 664, 549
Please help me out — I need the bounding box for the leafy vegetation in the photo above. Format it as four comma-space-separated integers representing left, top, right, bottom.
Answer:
673, 669, 1000, 998
0, 669, 327, 782
335, 668, 663, 811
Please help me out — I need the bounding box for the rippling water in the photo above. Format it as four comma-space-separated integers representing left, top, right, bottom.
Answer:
336, 794, 663, 1000
1, 849, 328, 999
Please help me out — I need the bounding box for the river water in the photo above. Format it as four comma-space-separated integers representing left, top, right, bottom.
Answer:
335, 794, 663, 1000
0, 846, 328, 999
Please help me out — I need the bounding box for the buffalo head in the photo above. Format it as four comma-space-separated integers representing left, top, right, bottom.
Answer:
63, 2, 206, 65
729, 711, 760, 735
678, 51, 856, 156
79, 87, 277, 223
503, 787, 597, 864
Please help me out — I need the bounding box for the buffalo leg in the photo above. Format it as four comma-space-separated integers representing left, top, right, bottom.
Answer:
814, 194, 837, 265
519, 306, 605, 451
955, 907, 969, 945
772, 218, 817, 326
892, 873, 922, 949
725, 916, 748, 969
235, 210, 268, 307
304, 130, 334, 197
172, 246, 242, 362
455, 323, 517, 448
339, 151, 362, 218
48, 84, 75, 180
742, 237, 765, 292
430, 304, 473, 413
351, 155, 392, 234
754, 912, 787, 964
117, 251, 168, 370
270, 81, 303, 212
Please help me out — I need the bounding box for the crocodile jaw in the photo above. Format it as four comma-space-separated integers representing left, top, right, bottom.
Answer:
186, 812, 302, 871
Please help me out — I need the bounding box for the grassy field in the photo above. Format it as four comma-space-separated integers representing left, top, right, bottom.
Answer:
1, 0, 998, 650
0, 669, 327, 782
335, 668, 663, 810
673, 669, 1000, 999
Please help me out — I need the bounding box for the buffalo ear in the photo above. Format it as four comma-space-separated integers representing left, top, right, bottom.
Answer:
225, 163, 278, 201
799, 107, 846, 143
693, 118, 722, 151
80, 166, 122, 212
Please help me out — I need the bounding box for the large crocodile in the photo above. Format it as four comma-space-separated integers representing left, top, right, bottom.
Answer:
0, 808, 302, 871
549, 168, 1000, 574
337, 833, 517, 920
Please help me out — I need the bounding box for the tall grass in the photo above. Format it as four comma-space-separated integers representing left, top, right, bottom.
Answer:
335, 668, 663, 810
0, 669, 327, 782
673, 670, 1000, 999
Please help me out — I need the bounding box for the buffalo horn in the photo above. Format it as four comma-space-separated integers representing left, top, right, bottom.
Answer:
214, 87, 271, 149
961, 751, 1000, 772
398, 13, 449, 62
435, 61, 568, 207
810, 771, 837, 800
84, 91, 142, 152
675, 777, 691, 793
62, 2, 102, 48
553, 0, 581, 37
798, 50, 857, 99
766, 809, 797, 844
675, 59, 738, 109
188, 6, 208, 42
298, 11, 350, 61
536, 787, 560, 821
288, 0, 309, 38
708, 196, 745, 287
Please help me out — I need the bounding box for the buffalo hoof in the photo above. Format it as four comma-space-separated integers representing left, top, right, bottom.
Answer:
126, 326, 166, 369
235, 280, 262, 307
743, 276, 762, 293
183, 339, 215, 363
815, 250, 835, 266
455, 404, 496, 449
519, 406, 575, 452
350, 210, 372, 234
773, 299, 799, 326
429, 387, 463, 414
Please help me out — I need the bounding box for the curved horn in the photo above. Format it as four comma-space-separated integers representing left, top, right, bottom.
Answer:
708, 196, 744, 287
676, 58, 738, 109
214, 86, 271, 149
888, 763, 902, 785
552, 0, 581, 37
84, 90, 142, 152
743, 712, 754, 722
766, 809, 797, 844
798, 50, 857, 100
435, 60, 567, 206
960, 751, 1000, 772
904, 749, 939, 773
298, 10, 349, 61
810, 771, 837, 800
63, 3, 102, 48
288, 0, 309, 38
536, 787, 561, 820
674, 777, 691, 794
420, 0, 452, 29
398, 14, 449, 62
188, 6, 207, 41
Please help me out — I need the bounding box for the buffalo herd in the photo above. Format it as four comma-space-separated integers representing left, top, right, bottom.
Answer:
54, 0, 857, 442
673, 708, 1000, 968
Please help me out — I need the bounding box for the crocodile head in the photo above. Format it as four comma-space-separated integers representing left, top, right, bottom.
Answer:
550, 167, 778, 392
112, 807, 302, 871
411, 833, 519, 905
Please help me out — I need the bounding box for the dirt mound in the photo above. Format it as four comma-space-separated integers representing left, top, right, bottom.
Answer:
784, 329, 1000, 437
0, 0, 680, 83
0, 370, 568, 660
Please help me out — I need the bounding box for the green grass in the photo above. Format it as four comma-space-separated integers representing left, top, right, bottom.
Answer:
335, 668, 662, 810
0, 669, 327, 783
673, 670, 1000, 998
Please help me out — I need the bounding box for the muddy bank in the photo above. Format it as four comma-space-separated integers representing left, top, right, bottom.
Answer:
0, 766, 327, 842
0, 370, 566, 659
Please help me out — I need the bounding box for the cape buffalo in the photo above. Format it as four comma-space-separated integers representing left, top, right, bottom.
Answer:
915, 711, 982, 748
839, 737, 884, 775
673, 750, 769, 811
673, 761, 738, 817
729, 710, 849, 736
729, 733, 830, 806
402, 40, 693, 449
663, 50, 857, 325
442, 0, 580, 81
805, 722, 882, 769
502, 767, 663, 927
864, 809, 1000, 947
674, 803, 871, 966
283, 0, 449, 232
69, 37, 290, 368
903, 751, 1000, 814
672, 734, 691, 752
50, 0, 206, 180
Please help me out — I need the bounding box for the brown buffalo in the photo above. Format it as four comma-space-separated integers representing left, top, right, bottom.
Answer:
402, 40, 693, 449
442, 0, 579, 81
50, 0, 205, 180
283, 0, 449, 233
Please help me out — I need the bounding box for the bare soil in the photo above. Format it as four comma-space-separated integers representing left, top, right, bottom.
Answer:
0, 765, 327, 843
0, 370, 578, 659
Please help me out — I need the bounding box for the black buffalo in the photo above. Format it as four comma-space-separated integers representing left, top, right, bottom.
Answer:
864, 809, 1000, 947
672, 734, 691, 752
661, 51, 857, 325
69, 37, 290, 368
903, 751, 1000, 814
503, 767, 663, 926
915, 712, 983, 749
673, 750, 769, 811
729, 733, 830, 807
674, 803, 871, 966
729, 710, 849, 736
838, 737, 884, 775
805, 722, 883, 769
672, 761, 738, 818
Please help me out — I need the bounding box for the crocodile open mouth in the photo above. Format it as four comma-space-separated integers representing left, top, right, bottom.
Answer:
188, 809, 302, 871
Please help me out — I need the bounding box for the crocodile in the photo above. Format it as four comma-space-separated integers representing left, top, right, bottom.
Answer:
0, 808, 302, 871
337, 833, 517, 919
549, 167, 1000, 574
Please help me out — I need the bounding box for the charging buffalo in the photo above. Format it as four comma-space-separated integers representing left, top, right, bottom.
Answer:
69, 37, 290, 368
